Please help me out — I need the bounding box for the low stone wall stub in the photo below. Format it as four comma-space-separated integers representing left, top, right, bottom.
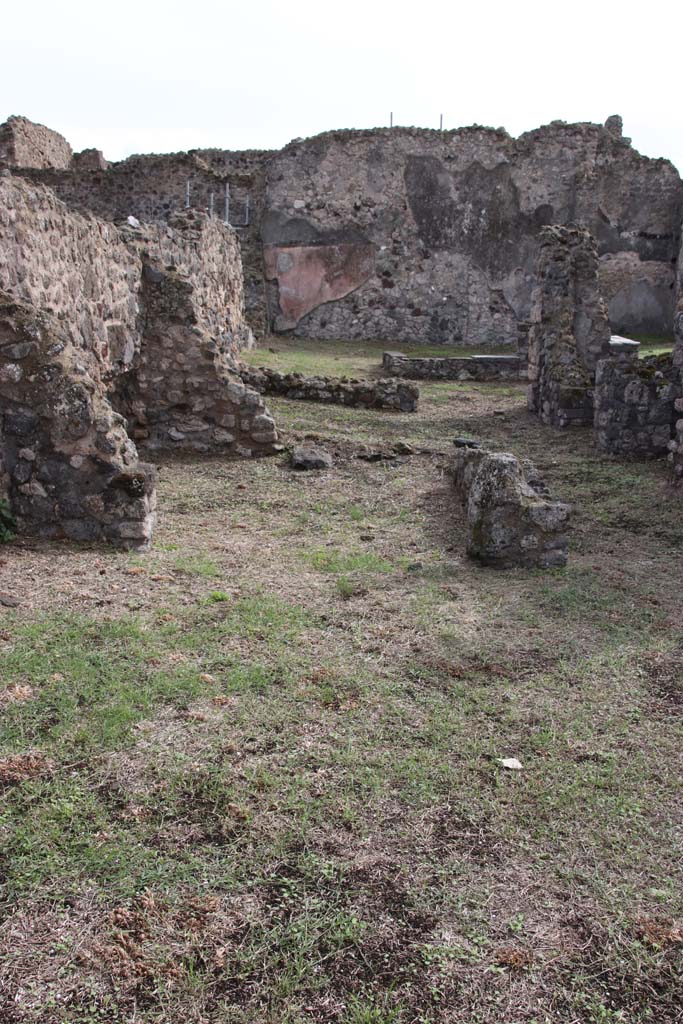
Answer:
452, 441, 570, 569
118, 261, 278, 455
382, 351, 524, 381
594, 352, 682, 458
239, 365, 419, 412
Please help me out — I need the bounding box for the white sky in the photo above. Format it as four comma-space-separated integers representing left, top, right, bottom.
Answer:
2, 0, 681, 173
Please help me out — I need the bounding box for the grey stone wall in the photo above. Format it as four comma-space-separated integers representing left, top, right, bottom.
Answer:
5, 115, 681, 346
671, 300, 683, 483
527, 225, 612, 428
120, 260, 277, 454
0, 294, 157, 549
13, 146, 272, 335
262, 120, 681, 345
594, 351, 682, 457
0, 175, 140, 362
599, 252, 676, 337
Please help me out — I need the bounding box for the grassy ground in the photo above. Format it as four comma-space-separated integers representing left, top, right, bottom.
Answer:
1, 340, 682, 1023
239, 338, 513, 377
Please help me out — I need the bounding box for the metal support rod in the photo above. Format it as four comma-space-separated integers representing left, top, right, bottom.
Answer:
390, 111, 393, 128
185, 179, 190, 209
244, 195, 250, 227
440, 113, 443, 130
209, 192, 214, 218
224, 182, 230, 226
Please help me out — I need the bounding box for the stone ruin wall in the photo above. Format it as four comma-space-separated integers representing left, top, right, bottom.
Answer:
594, 348, 682, 459
0, 175, 278, 547
0, 175, 256, 367
5, 116, 681, 348
594, 229, 683, 469
0, 175, 140, 363
671, 292, 683, 483
0, 290, 159, 549
262, 120, 682, 346
526, 218, 683, 475
0, 115, 73, 170
13, 148, 273, 336
451, 440, 571, 569
527, 225, 612, 428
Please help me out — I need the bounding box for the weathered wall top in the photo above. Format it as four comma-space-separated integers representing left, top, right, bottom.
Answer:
261, 117, 681, 343
0, 115, 73, 170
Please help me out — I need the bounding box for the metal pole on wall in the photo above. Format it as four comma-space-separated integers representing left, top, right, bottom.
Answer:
185, 180, 190, 209
224, 182, 230, 226
245, 195, 250, 227
209, 192, 214, 219
390, 111, 393, 128
440, 113, 443, 130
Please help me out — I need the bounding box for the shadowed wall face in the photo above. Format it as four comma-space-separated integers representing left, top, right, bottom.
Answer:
262, 122, 682, 345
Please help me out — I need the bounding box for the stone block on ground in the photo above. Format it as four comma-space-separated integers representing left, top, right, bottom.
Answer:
452, 444, 570, 569
291, 447, 333, 470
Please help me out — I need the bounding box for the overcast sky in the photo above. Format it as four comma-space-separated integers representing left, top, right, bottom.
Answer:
2, 0, 681, 172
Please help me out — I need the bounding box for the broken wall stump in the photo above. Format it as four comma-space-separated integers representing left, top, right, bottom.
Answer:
452, 441, 570, 569
527, 225, 612, 428
594, 349, 682, 457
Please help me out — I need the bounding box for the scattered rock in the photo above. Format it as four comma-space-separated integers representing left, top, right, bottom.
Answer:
291, 446, 333, 470
0, 592, 19, 607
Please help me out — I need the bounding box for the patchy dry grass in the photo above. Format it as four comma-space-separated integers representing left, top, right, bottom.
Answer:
1, 340, 682, 1023
240, 336, 512, 378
